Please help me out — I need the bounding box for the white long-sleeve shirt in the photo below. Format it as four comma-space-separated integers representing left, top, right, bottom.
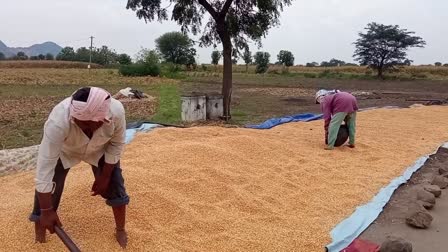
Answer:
35, 97, 126, 193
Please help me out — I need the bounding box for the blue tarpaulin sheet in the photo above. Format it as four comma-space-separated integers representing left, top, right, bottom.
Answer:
125, 123, 161, 144
245, 106, 400, 130
246, 113, 323, 129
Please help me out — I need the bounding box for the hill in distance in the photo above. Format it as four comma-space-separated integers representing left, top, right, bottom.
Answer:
0, 40, 62, 57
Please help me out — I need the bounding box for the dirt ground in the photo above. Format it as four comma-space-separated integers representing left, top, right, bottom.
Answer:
183, 77, 448, 123
360, 147, 448, 251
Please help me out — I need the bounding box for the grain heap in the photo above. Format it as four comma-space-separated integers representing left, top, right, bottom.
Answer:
1, 106, 448, 251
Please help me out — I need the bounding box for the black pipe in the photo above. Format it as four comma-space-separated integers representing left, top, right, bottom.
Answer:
54, 226, 81, 252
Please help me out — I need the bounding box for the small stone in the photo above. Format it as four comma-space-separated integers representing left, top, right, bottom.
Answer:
432, 175, 448, 189
418, 200, 434, 210
380, 236, 412, 252
406, 208, 433, 229
417, 189, 436, 205
423, 184, 442, 197
439, 167, 448, 175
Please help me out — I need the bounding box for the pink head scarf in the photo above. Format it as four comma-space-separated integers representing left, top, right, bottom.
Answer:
70, 87, 111, 122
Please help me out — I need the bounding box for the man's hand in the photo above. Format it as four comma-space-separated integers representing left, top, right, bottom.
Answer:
40, 208, 62, 234
91, 175, 111, 196
91, 162, 114, 196
37, 192, 62, 234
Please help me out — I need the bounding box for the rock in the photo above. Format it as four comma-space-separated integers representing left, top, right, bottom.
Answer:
380, 236, 412, 252
423, 184, 442, 197
439, 167, 448, 175
441, 172, 448, 179
406, 207, 433, 229
417, 189, 436, 204
432, 175, 448, 189
418, 200, 434, 210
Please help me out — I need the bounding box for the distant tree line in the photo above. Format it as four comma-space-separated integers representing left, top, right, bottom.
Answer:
305, 59, 358, 67
2, 23, 447, 80
0, 46, 132, 66
119, 31, 198, 77
211, 49, 295, 74
0, 51, 55, 61
56, 46, 132, 66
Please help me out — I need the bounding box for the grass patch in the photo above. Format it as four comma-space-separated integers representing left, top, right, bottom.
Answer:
0, 69, 176, 148
151, 84, 181, 124
229, 110, 249, 125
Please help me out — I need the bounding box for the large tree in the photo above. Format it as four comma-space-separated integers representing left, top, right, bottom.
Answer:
75, 47, 91, 62
184, 48, 197, 70
254, 51, 270, 74
56, 47, 76, 61
126, 0, 292, 119
117, 53, 132, 65
155, 31, 194, 65
242, 49, 252, 73
277, 50, 294, 67
0, 52, 5, 61
96, 46, 118, 65
353, 22, 426, 78
211, 50, 221, 66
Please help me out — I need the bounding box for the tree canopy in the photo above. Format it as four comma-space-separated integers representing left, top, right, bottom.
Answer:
353, 22, 426, 78
56, 47, 76, 61
56, 45, 127, 66
254, 51, 270, 74
75, 47, 91, 62
277, 50, 294, 67
155, 32, 195, 66
320, 58, 345, 67
242, 49, 252, 72
306, 62, 319, 67
211, 51, 221, 65
117, 53, 132, 65
16, 51, 28, 60
0, 52, 5, 60
243, 49, 252, 65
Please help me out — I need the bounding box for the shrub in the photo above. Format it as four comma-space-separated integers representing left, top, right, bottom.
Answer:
303, 73, 317, 78
119, 63, 160, 77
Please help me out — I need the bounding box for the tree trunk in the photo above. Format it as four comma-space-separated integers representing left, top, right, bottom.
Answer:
377, 59, 385, 79
377, 66, 384, 79
217, 25, 233, 120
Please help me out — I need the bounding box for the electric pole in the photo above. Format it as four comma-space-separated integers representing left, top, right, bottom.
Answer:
89, 36, 94, 71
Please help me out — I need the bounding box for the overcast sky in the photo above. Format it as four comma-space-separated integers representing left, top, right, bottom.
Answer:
1, 0, 447, 64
